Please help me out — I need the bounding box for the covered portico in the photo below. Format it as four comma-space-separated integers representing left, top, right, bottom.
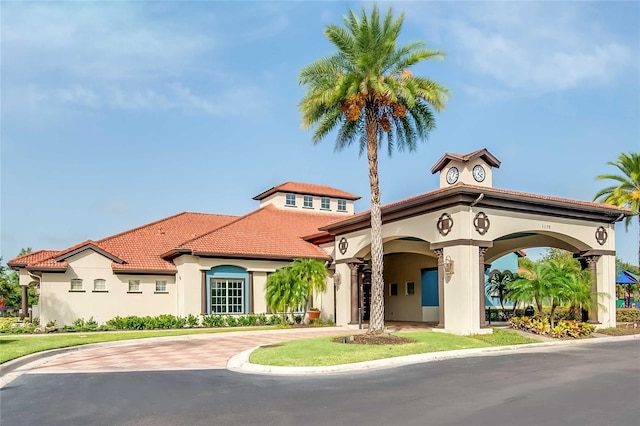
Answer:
322, 149, 629, 335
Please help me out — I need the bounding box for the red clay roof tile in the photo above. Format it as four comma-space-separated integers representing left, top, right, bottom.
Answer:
7, 250, 61, 268
253, 182, 360, 201
177, 205, 345, 260
10, 212, 237, 272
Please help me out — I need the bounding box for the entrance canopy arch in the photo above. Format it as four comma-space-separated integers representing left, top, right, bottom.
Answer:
486, 230, 591, 263
354, 236, 433, 259
321, 149, 631, 335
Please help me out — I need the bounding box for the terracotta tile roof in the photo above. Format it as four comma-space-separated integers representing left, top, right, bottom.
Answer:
101, 212, 237, 272
176, 205, 345, 260
253, 182, 360, 201
7, 250, 61, 268
11, 212, 237, 273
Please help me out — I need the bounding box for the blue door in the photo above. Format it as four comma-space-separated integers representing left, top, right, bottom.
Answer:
421, 269, 438, 307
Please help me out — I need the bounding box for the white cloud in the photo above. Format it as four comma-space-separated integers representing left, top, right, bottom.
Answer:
13, 83, 267, 117
2, 2, 212, 82
1, 2, 281, 117
405, 2, 636, 97
56, 86, 100, 108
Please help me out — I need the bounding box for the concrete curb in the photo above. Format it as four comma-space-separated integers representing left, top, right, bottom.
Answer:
227, 333, 640, 376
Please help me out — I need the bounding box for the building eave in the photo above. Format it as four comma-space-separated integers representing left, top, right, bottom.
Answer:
113, 268, 177, 276
320, 185, 630, 236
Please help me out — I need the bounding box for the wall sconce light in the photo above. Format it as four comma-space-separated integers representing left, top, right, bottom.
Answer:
333, 271, 341, 285
443, 256, 454, 278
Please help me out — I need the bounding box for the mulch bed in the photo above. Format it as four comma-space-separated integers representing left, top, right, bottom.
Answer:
332, 333, 416, 345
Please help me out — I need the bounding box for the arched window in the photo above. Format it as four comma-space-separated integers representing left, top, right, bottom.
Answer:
205, 266, 249, 314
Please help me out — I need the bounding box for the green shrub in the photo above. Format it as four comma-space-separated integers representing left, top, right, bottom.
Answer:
202, 314, 225, 327
617, 308, 640, 323
186, 314, 200, 328
267, 314, 283, 325
225, 315, 238, 327
256, 313, 268, 325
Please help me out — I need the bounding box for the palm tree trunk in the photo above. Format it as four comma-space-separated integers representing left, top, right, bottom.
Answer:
366, 106, 385, 334
637, 214, 639, 270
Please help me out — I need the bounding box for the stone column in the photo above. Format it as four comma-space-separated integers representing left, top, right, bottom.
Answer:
348, 262, 360, 324
479, 247, 489, 328
435, 248, 445, 328
21, 285, 28, 320
584, 255, 601, 323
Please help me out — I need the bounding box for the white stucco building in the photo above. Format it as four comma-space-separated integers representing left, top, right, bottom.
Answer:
10, 149, 630, 335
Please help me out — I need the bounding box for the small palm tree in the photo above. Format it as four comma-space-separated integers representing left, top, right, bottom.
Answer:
299, 5, 449, 333
290, 258, 327, 311
265, 267, 307, 323
594, 152, 640, 267
487, 270, 514, 318
507, 261, 547, 315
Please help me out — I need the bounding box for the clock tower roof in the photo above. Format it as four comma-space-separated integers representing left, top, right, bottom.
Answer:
430, 148, 501, 174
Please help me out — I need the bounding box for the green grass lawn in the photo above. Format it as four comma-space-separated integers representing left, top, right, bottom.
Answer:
0, 326, 276, 364
250, 329, 540, 367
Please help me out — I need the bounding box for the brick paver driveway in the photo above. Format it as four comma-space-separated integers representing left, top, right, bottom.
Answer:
26, 327, 365, 374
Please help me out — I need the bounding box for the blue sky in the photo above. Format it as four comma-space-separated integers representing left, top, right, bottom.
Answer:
1, 1, 638, 265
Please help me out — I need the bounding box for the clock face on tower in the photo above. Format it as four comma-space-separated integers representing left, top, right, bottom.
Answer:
473, 165, 486, 182
446, 167, 459, 184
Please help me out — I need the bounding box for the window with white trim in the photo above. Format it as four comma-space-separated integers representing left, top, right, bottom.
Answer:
303, 195, 313, 208
210, 278, 244, 314
128, 280, 140, 292
93, 279, 106, 291
337, 199, 347, 212
70, 278, 83, 291
155, 280, 167, 292
321, 197, 330, 210
285, 193, 296, 206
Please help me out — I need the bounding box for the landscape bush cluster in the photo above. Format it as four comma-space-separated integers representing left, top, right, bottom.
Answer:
616, 308, 640, 323
0, 317, 40, 333
0, 312, 333, 333
486, 307, 583, 322
509, 316, 595, 338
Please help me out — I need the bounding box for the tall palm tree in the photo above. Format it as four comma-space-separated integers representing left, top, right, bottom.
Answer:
299, 5, 449, 333
594, 152, 640, 267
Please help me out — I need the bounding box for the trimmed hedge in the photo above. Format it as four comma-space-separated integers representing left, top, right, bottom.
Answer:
104, 313, 285, 331
617, 308, 640, 323
486, 307, 579, 322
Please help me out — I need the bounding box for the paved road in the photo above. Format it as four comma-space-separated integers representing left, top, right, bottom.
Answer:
1, 340, 638, 426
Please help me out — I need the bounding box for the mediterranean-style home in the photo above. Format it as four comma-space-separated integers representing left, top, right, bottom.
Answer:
9, 149, 630, 335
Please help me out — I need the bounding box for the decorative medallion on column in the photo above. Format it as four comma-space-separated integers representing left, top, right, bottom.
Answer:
473, 212, 490, 235
595, 226, 608, 246
338, 237, 349, 255
437, 213, 453, 236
